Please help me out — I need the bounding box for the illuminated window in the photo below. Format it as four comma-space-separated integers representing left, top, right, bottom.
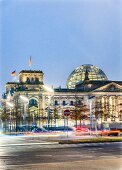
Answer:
70, 101, 74, 106
62, 101, 66, 106
29, 99, 38, 107
54, 100, 58, 106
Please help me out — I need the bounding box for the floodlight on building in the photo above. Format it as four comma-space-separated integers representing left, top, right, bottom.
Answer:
43, 85, 54, 93
20, 95, 29, 102
7, 95, 11, 101
6, 102, 14, 108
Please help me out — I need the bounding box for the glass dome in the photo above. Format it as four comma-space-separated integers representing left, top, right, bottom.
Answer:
67, 64, 108, 89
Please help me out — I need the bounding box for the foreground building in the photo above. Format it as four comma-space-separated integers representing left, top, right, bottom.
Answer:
1, 64, 122, 128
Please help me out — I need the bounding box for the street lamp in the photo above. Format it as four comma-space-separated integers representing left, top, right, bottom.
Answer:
20, 95, 29, 126
31, 110, 37, 126
88, 95, 95, 134
43, 85, 54, 129
6, 102, 14, 133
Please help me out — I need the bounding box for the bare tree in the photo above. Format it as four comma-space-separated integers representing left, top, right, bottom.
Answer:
70, 101, 89, 127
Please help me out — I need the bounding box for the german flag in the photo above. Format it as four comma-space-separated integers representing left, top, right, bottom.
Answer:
11, 70, 16, 76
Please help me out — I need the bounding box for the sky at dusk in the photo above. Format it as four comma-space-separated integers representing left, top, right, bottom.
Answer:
0, 0, 122, 97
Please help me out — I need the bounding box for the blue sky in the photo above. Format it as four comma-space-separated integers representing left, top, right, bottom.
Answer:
0, 0, 122, 97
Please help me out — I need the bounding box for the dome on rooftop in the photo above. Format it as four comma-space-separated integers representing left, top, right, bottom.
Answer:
67, 64, 108, 89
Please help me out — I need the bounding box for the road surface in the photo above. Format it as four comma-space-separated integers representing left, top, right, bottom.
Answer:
0, 136, 121, 170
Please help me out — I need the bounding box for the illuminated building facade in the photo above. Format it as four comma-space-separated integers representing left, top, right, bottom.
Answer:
1, 64, 122, 127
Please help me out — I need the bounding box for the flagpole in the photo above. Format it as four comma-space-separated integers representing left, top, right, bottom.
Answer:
29, 56, 32, 70
29, 65, 31, 70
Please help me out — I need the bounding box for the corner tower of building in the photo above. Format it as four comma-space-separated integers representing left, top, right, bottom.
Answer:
19, 70, 43, 84
5, 70, 44, 93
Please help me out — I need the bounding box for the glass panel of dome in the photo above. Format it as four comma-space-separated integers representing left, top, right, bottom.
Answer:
67, 64, 108, 88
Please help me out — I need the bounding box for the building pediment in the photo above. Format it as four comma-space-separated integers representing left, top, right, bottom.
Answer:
92, 82, 122, 92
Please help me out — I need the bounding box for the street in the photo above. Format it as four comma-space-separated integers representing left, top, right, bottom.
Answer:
0, 136, 122, 170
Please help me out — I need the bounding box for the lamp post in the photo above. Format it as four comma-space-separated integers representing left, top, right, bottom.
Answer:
6, 102, 14, 133
88, 95, 95, 135
20, 96, 29, 126
43, 85, 54, 130
64, 109, 71, 138
32, 110, 37, 127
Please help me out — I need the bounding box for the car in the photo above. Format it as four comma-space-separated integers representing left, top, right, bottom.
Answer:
15, 125, 48, 134
91, 128, 121, 136
103, 129, 120, 136
43, 126, 74, 136
73, 126, 90, 136
43, 126, 73, 132
32, 127, 48, 133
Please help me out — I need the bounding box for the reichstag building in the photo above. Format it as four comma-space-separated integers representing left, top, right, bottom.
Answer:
1, 64, 122, 128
